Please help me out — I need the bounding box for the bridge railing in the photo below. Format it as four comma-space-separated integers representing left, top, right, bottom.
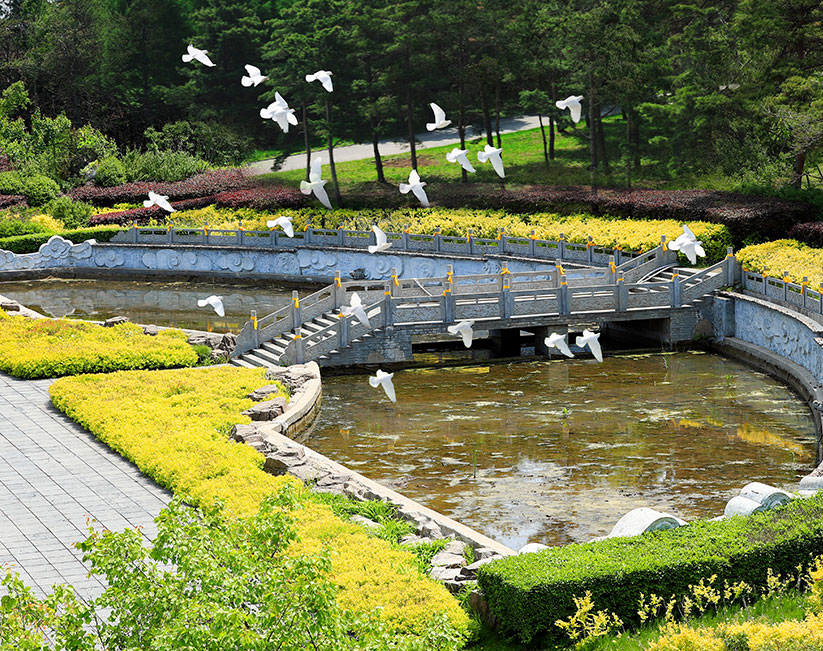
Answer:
742, 268, 823, 318
113, 224, 658, 265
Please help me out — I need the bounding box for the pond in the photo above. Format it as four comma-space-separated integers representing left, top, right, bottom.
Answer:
306, 352, 817, 550
0, 278, 314, 332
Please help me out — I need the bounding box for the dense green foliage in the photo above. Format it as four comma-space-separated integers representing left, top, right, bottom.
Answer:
477, 493, 823, 644
0, 0, 820, 190
0, 494, 465, 651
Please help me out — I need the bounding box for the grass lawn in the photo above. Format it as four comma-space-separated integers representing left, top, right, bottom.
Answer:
258, 117, 742, 193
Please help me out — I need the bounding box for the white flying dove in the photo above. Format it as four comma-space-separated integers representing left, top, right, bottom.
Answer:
399, 169, 429, 207
197, 295, 224, 317
556, 95, 584, 123
182, 45, 215, 67
143, 191, 175, 213
667, 224, 706, 265
426, 103, 451, 131
575, 329, 603, 362
545, 332, 574, 358
447, 320, 475, 348
260, 92, 298, 133
241, 64, 268, 87
267, 215, 294, 238
446, 148, 476, 173
340, 292, 370, 328
299, 157, 332, 210
369, 369, 396, 402
368, 225, 392, 254
305, 70, 333, 92
477, 144, 505, 178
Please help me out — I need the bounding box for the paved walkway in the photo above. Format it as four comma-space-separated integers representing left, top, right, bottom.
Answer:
0, 373, 170, 599
246, 114, 543, 175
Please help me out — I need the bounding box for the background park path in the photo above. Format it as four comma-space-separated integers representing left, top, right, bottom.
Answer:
246, 114, 542, 175
0, 372, 170, 599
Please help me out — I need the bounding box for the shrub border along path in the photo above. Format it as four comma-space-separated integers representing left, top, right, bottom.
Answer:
0, 372, 170, 600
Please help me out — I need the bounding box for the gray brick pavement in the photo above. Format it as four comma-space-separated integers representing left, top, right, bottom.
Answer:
0, 372, 170, 600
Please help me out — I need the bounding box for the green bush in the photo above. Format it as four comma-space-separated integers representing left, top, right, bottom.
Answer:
0, 225, 121, 253
20, 174, 60, 206
0, 170, 22, 195
0, 218, 46, 238
46, 196, 93, 229
94, 155, 126, 187
477, 493, 823, 645
122, 149, 209, 183
144, 120, 252, 166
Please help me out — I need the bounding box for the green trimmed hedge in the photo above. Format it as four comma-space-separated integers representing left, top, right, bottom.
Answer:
477, 493, 823, 644
0, 226, 121, 253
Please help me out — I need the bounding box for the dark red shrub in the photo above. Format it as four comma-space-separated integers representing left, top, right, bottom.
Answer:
788, 222, 823, 248
213, 185, 306, 210
0, 194, 26, 209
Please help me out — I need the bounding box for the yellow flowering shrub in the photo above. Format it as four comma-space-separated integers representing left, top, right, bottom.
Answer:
49, 366, 470, 638
164, 206, 732, 260
0, 311, 197, 378
29, 213, 65, 231
738, 239, 823, 286
650, 614, 823, 651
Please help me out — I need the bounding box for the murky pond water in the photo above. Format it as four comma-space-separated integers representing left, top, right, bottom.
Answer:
0, 279, 314, 332
307, 353, 817, 549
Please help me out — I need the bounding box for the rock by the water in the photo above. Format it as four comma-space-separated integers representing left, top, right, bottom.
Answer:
350, 515, 381, 531
430, 551, 466, 568
103, 316, 130, 327
241, 397, 287, 421
143, 324, 160, 336
246, 384, 288, 402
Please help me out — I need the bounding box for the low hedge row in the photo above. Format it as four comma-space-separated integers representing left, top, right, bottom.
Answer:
68, 168, 250, 206
0, 226, 122, 254
477, 493, 823, 644
737, 239, 823, 287
88, 196, 217, 226
0, 313, 198, 378
48, 367, 470, 642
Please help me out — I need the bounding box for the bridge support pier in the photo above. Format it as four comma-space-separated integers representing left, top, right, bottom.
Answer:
488, 328, 522, 357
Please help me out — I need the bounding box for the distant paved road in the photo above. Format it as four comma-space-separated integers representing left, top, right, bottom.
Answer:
0, 373, 170, 599
246, 114, 543, 176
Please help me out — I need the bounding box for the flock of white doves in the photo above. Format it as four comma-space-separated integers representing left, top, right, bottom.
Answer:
173, 45, 701, 403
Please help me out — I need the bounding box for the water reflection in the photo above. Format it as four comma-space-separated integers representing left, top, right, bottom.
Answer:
0, 278, 313, 331
307, 352, 816, 549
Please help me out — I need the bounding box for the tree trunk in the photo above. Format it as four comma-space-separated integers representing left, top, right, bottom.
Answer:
596, 108, 609, 173
538, 114, 549, 169
481, 94, 494, 146
549, 116, 555, 160
303, 103, 310, 182
791, 151, 807, 189
458, 82, 467, 183
625, 110, 632, 191
587, 76, 598, 173
495, 82, 502, 148
406, 90, 417, 169
631, 108, 641, 172
371, 127, 385, 184
325, 97, 341, 206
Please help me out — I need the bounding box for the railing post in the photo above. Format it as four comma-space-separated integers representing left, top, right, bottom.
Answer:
339, 314, 350, 348
615, 277, 627, 312
782, 271, 790, 302
291, 291, 302, 329
819, 283, 823, 315
270, 225, 277, 247
613, 245, 621, 266
132, 225, 139, 244
802, 276, 809, 308
402, 225, 410, 250
529, 230, 537, 257
609, 255, 616, 284
762, 267, 768, 295
554, 261, 564, 288
559, 274, 569, 314
467, 228, 475, 255
500, 264, 512, 319
390, 267, 399, 297
669, 271, 681, 308
167, 226, 173, 244
383, 287, 394, 328
204, 224, 210, 245
658, 235, 667, 266
434, 226, 442, 252
586, 235, 594, 264
559, 233, 566, 261
337, 225, 345, 246
304, 219, 312, 245
334, 270, 344, 307
238, 225, 245, 247
725, 247, 735, 286
498, 227, 506, 254
295, 333, 305, 364
251, 310, 259, 348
